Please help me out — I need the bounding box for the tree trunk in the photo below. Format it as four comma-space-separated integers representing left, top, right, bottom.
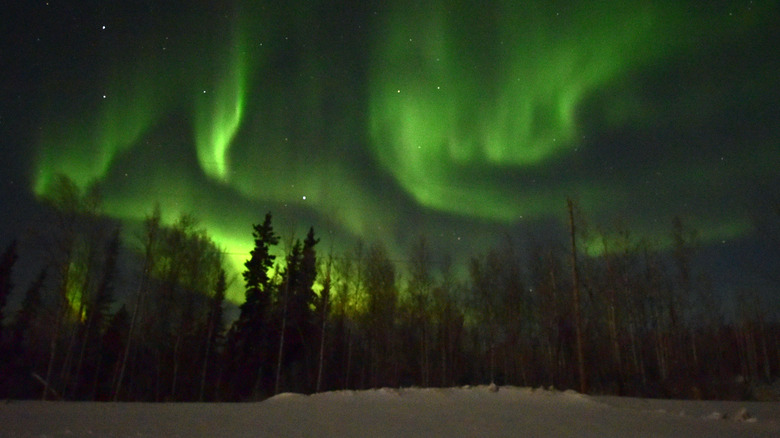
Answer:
607, 296, 622, 386
199, 320, 215, 401
344, 325, 353, 389
567, 198, 587, 394
71, 311, 95, 399
43, 260, 73, 401
273, 280, 290, 396
42, 306, 64, 400
58, 304, 82, 397
315, 318, 326, 392
113, 255, 152, 401
170, 332, 182, 400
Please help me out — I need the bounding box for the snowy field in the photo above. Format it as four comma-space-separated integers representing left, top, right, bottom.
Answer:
1, 386, 778, 437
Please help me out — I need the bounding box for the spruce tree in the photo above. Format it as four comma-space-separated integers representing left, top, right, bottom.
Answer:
228, 212, 279, 399
300, 228, 320, 309
0, 239, 18, 340
297, 228, 319, 387
5, 268, 46, 398
11, 269, 45, 350
274, 239, 301, 394
276, 228, 319, 392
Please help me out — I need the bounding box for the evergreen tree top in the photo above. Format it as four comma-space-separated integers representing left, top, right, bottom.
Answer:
242, 212, 280, 300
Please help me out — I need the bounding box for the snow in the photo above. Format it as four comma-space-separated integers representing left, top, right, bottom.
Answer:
1, 386, 778, 437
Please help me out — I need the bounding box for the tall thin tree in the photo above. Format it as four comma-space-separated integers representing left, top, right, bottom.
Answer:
230, 212, 279, 399
567, 197, 586, 394
0, 239, 18, 340
114, 206, 160, 401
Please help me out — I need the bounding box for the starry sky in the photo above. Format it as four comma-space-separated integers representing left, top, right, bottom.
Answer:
1, 1, 779, 302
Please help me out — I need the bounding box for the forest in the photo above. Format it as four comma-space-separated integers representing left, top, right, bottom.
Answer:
0, 175, 777, 402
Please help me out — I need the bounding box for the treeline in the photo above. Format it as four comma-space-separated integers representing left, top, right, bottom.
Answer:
0, 176, 778, 401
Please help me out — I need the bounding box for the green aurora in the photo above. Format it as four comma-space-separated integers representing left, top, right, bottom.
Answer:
21, 0, 780, 300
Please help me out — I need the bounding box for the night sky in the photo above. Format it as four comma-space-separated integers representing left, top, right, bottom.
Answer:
2, 1, 778, 302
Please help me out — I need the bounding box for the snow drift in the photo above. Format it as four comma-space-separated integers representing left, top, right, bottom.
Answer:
1, 386, 778, 437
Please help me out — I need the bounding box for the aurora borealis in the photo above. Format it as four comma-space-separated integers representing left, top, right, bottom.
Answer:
2, 1, 779, 301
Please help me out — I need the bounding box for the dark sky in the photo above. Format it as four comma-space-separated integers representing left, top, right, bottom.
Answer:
2, 1, 778, 302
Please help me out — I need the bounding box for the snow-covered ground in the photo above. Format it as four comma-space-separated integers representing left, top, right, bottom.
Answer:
1, 386, 778, 437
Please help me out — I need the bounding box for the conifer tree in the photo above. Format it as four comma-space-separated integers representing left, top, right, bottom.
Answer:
10, 269, 45, 350
0, 240, 19, 398
274, 227, 320, 393
0, 239, 18, 339
316, 252, 333, 392
296, 228, 319, 362
4, 268, 46, 398
228, 212, 279, 399
274, 239, 299, 394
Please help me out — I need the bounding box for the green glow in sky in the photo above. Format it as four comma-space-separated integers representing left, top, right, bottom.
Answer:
34, 65, 167, 195
193, 20, 251, 183
24, 0, 778, 301
582, 217, 752, 258
368, 1, 681, 221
